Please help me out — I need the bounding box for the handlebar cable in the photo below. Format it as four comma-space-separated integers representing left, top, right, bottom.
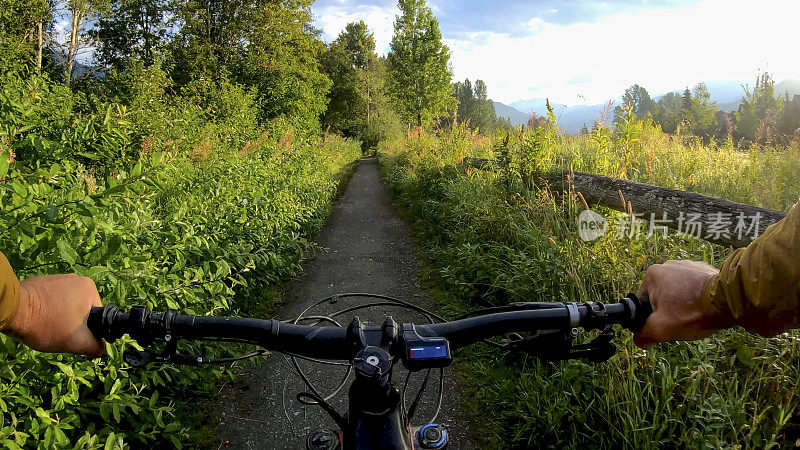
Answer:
288, 293, 445, 430
406, 368, 432, 422
297, 392, 347, 431
428, 368, 444, 424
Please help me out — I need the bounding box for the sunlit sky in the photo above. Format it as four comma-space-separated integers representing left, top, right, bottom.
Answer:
312, 0, 800, 106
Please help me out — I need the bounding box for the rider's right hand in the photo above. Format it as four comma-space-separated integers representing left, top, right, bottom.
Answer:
634, 260, 734, 349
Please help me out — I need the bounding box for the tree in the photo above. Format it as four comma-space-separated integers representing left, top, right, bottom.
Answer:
778, 94, 800, 138
239, 0, 330, 131
737, 72, 784, 144
386, 0, 455, 128
613, 84, 655, 124
169, 0, 261, 83
57, 0, 110, 83
169, 0, 331, 131
654, 91, 682, 134
337, 21, 375, 69
686, 83, 718, 139
451, 78, 497, 132
322, 21, 400, 148
96, 0, 171, 71
0, 0, 51, 70
680, 87, 692, 128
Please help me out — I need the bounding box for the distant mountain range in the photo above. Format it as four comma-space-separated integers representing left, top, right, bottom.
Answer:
494, 78, 800, 134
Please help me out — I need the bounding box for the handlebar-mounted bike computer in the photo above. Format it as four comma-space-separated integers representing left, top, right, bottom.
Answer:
401, 324, 452, 372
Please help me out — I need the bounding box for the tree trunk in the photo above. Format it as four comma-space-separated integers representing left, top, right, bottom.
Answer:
36, 21, 42, 70
67, 7, 83, 84
366, 83, 371, 125
462, 158, 787, 248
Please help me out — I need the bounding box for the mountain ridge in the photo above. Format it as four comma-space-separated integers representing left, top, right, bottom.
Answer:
493, 78, 800, 133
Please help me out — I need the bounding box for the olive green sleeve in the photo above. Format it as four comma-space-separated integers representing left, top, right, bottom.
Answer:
0, 252, 21, 330
701, 202, 800, 336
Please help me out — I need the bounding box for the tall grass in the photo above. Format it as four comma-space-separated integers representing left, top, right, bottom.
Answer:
379, 122, 800, 448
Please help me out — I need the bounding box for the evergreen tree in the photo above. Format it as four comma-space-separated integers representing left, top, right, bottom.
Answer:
778, 94, 800, 138
654, 91, 682, 133
680, 87, 693, 128
387, 0, 456, 128
452, 78, 497, 131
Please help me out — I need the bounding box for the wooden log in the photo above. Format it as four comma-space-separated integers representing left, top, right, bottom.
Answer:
462, 157, 497, 170
463, 158, 787, 248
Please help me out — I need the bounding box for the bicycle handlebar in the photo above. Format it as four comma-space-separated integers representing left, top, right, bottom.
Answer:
88, 294, 651, 362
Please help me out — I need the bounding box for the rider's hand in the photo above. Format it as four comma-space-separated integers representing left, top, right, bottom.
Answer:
3, 274, 104, 357
634, 260, 734, 349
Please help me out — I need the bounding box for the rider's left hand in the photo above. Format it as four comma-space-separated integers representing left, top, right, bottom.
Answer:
3, 274, 104, 357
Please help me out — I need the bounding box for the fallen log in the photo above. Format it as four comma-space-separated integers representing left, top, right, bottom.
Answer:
463, 157, 787, 248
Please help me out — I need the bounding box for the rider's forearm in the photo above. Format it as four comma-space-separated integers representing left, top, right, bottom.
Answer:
701, 202, 800, 336
0, 252, 21, 330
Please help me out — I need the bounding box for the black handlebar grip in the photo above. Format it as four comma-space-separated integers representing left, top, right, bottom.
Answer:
87, 306, 105, 338
620, 293, 652, 331
87, 304, 125, 343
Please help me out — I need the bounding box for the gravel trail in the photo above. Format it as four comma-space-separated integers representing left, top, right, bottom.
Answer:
215, 157, 472, 449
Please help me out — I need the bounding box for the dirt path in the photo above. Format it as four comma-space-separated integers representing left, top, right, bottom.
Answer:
216, 157, 471, 448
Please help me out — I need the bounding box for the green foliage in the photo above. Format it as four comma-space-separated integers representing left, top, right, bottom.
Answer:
613, 84, 655, 124
778, 94, 800, 138
452, 79, 499, 132
322, 21, 402, 151
379, 126, 800, 448
167, 0, 329, 133
0, 0, 48, 70
0, 69, 134, 167
0, 135, 360, 448
685, 83, 718, 139
96, 0, 171, 70
651, 83, 717, 139
613, 104, 644, 179
387, 0, 456, 128
737, 73, 784, 145
653, 91, 682, 134
0, 2, 362, 442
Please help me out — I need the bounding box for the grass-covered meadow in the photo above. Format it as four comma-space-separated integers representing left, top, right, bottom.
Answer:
378, 119, 800, 448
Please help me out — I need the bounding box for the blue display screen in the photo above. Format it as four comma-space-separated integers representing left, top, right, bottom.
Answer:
409, 343, 449, 360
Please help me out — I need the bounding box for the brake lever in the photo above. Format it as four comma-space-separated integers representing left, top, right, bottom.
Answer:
123, 338, 203, 368
510, 327, 617, 363
123, 349, 204, 367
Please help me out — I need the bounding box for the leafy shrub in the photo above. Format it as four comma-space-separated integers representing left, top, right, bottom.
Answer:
0, 134, 360, 447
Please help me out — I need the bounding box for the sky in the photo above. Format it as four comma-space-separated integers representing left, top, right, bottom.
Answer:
312, 0, 800, 106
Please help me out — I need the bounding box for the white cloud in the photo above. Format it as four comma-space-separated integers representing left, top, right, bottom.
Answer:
313, 4, 397, 54
444, 0, 800, 105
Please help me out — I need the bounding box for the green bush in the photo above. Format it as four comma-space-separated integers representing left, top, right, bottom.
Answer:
0, 124, 359, 448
